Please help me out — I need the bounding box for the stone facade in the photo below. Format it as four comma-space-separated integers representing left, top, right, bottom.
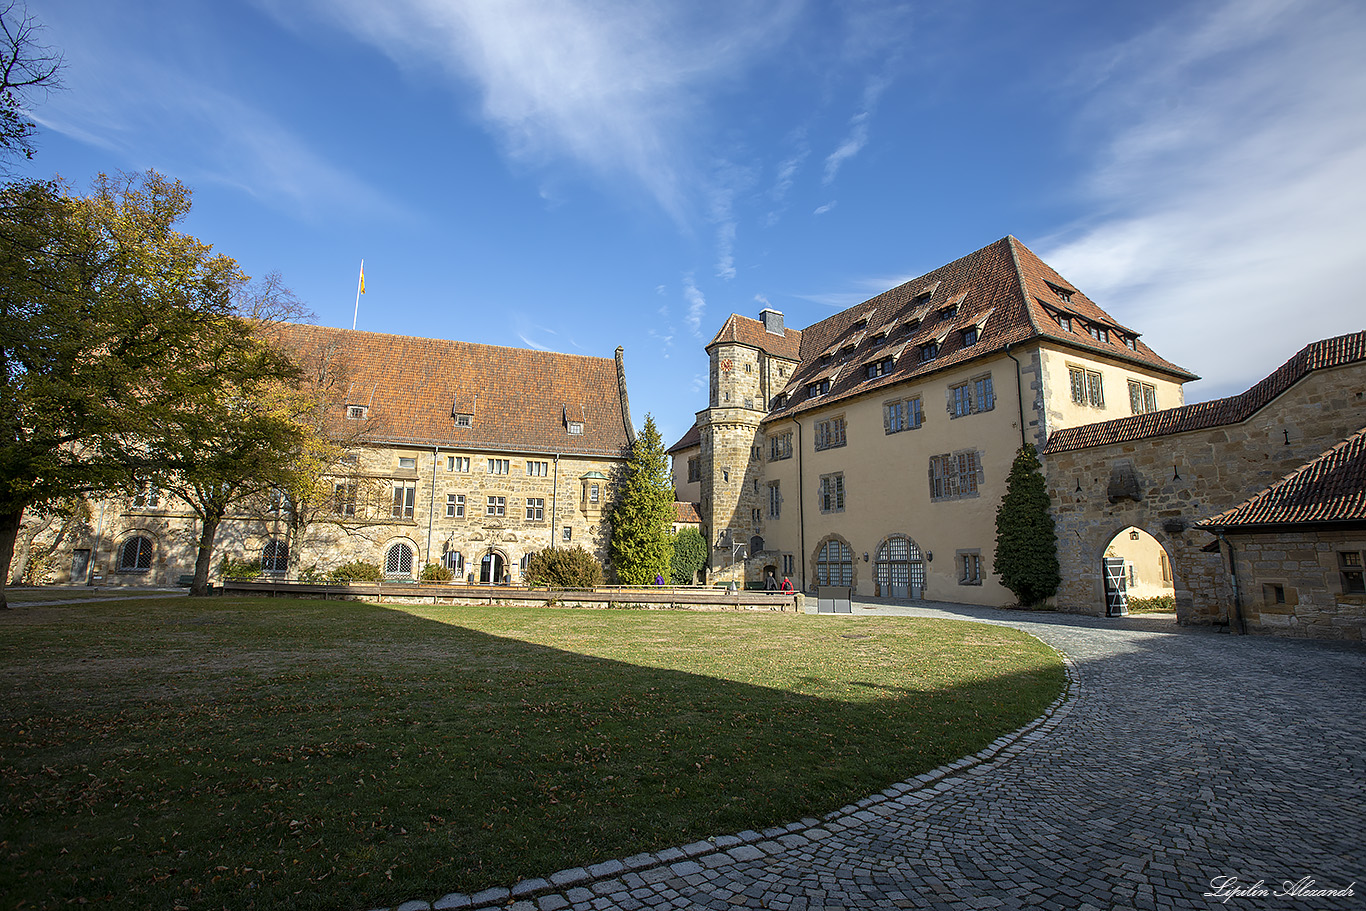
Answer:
1044, 356, 1366, 625
1221, 530, 1366, 640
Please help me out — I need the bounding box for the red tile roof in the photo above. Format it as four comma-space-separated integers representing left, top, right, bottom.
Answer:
765, 236, 1195, 422
1044, 331, 1366, 454
667, 421, 702, 454
274, 323, 633, 457
708, 314, 803, 361
1197, 426, 1366, 529
674, 501, 702, 524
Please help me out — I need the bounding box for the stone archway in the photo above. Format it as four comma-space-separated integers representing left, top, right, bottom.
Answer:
874, 534, 926, 600
811, 534, 856, 592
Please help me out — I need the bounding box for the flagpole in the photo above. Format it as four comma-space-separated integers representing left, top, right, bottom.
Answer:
352, 259, 364, 330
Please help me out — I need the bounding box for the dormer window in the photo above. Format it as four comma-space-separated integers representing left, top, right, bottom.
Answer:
1047, 282, 1073, 303
912, 289, 933, 305
865, 357, 895, 379
453, 413, 473, 427
851, 318, 867, 331
962, 326, 979, 347
1088, 325, 1109, 344
869, 333, 887, 349
937, 304, 957, 321
920, 340, 939, 361
903, 318, 920, 334
839, 344, 855, 358
1123, 335, 1137, 351
771, 393, 787, 409
1055, 312, 1072, 332
820, 353, 833, 366
568, 422, 584, 435
346, 405, 367, 420
807, 379, 830, 398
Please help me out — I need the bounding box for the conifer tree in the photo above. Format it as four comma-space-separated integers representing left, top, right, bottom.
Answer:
993, 443, 1061, 606
608, 414, 674, 585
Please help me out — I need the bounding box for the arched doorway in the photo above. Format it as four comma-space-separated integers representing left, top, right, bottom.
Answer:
1103, 526, 1176, 615
479, 551, 505, 584
875, 535, 925, 599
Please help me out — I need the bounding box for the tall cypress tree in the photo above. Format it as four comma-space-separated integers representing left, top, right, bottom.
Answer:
608, 414, 674, 585
993, 443, 1061, 606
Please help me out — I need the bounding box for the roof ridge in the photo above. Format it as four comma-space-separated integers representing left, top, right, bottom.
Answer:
1005, 235, 1046, 338
298, 323, 615, 364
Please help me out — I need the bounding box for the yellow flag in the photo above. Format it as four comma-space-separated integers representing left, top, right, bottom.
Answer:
359, 262, 366, 295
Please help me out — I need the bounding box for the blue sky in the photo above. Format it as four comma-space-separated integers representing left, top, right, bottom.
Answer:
21, 0, 1366, 449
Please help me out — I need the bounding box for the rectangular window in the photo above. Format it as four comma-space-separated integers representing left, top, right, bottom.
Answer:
807, 378, 830, 398
1056, 313, 1072, 332
974, 374, 995, 412
959, 552, 982, 585
333, 481, 357, 517
526, 497, 544, 521
1340, 551, 1365, 594
447, 456, 470, 472
885, 397, 924, 434
527, 460, 549, 477
768, 481, 781, 519
782, 554, 794, 577
1129, 380, 1158, 415
950, 381, 972, 417
1088, 325, 1109, 344
590, 483, 600, 504
769, 432, 793, 461
453, 413, 473, 427
392, 480, 416, 518
131, 482, 160, 509
752, 507, 761, 525
488, 458, 509, 475
1160, 551, 1172, 583
687, 457, 701, 482
486, 496, 506, 517
818, 473, 845, 513
346, 405, 367, 420
1070, 367, 1105, 407
563, 526, 572, 542
814, 416, 847, 451
929, 450, 982, 501
920, 340, 939, 361
962, 326, 979, 347
398, 457, 417, 470
568, 422, 584, 435
446, 493, 465, 518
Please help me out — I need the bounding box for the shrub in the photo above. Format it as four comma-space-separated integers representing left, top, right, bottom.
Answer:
524, 546, 604, 588
993, 444, 1061, 607
670, 528, 707, 584
1127, 594, 1175, 613
218, 555, 262, 581
326, 560, 382, 582
297, 563, 323, 582
420, 562, 454, 582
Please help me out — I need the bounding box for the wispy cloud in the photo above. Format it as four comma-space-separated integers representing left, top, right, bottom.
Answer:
682, 274, 708, 337
813, 200, 837, 216
270, 0, 802, 223
1038, 0, 1366, 400
33, 6, 400, 222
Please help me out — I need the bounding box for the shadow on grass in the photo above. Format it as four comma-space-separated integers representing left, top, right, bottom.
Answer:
0, 598, 1064, 911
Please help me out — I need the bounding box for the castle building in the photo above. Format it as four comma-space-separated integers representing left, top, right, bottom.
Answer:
54, 325, 635, 587
670, 236, 1197, 604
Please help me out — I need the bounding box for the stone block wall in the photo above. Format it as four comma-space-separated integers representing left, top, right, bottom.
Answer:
1228, 530, 1366, 640
1045, 363, 1366, 625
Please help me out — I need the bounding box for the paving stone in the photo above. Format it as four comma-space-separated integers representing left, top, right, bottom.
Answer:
433, 894, 472, 911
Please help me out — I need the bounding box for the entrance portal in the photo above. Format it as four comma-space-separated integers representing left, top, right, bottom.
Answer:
479, 552, 505, 584
1103, 526, 1176, 615
875, 535, 925, 599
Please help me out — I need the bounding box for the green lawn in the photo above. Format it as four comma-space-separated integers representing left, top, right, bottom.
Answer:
0, 598, 1065, 911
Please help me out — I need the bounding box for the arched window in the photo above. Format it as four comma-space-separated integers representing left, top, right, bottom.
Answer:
118, 536, 154, 573
384, 542, 414, 578
815, 538, 853, 587
442, 550, 463, 573
261, 540, 289, 574
875, 535, 925, 599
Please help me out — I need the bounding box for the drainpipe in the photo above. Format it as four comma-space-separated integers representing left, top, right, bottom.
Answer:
1218, 532, 1248, 635
794, 417, 806, 590
550, 453, 560, 549
425, 446, 439, 568
1004, 342, 1027, 450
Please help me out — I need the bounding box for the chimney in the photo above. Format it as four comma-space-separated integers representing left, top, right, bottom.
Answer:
760, 308, 784, 335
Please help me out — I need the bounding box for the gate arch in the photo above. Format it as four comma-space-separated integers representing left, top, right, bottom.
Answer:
874, 534, 926, 599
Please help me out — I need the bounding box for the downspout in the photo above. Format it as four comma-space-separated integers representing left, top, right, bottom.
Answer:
794, 417, 806, 590
550, 453, 560, 549
1004, 342, 1027, 450
1217, 532, 1248, 635
425, 446, 439, 568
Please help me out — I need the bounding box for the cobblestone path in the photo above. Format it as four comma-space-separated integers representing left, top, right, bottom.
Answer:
386, 604, 1364, 911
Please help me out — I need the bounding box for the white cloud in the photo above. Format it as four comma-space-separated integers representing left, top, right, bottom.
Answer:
270, 0, 802, 222
813, 200, 837, 216
682, 274, 708, 337
1038, 0, 1366, 400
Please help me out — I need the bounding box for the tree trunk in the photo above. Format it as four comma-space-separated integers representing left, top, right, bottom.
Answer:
0, 505, 25, 610
8, 512, 55, 585
189, 510, 223, 597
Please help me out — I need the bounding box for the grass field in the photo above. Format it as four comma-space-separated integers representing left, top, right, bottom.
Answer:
0, 598, 1065, 911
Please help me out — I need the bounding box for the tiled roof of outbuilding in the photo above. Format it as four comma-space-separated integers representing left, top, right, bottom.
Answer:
667, 422, 702, 454
674, 502, 702, 524
1044, 331, 1366, 454
765, 236, 1195, 423
275, 323, 633, 457
1197, 427, 1366, 529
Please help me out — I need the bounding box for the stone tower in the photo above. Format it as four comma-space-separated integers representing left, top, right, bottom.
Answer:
698, 309, 799, 583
